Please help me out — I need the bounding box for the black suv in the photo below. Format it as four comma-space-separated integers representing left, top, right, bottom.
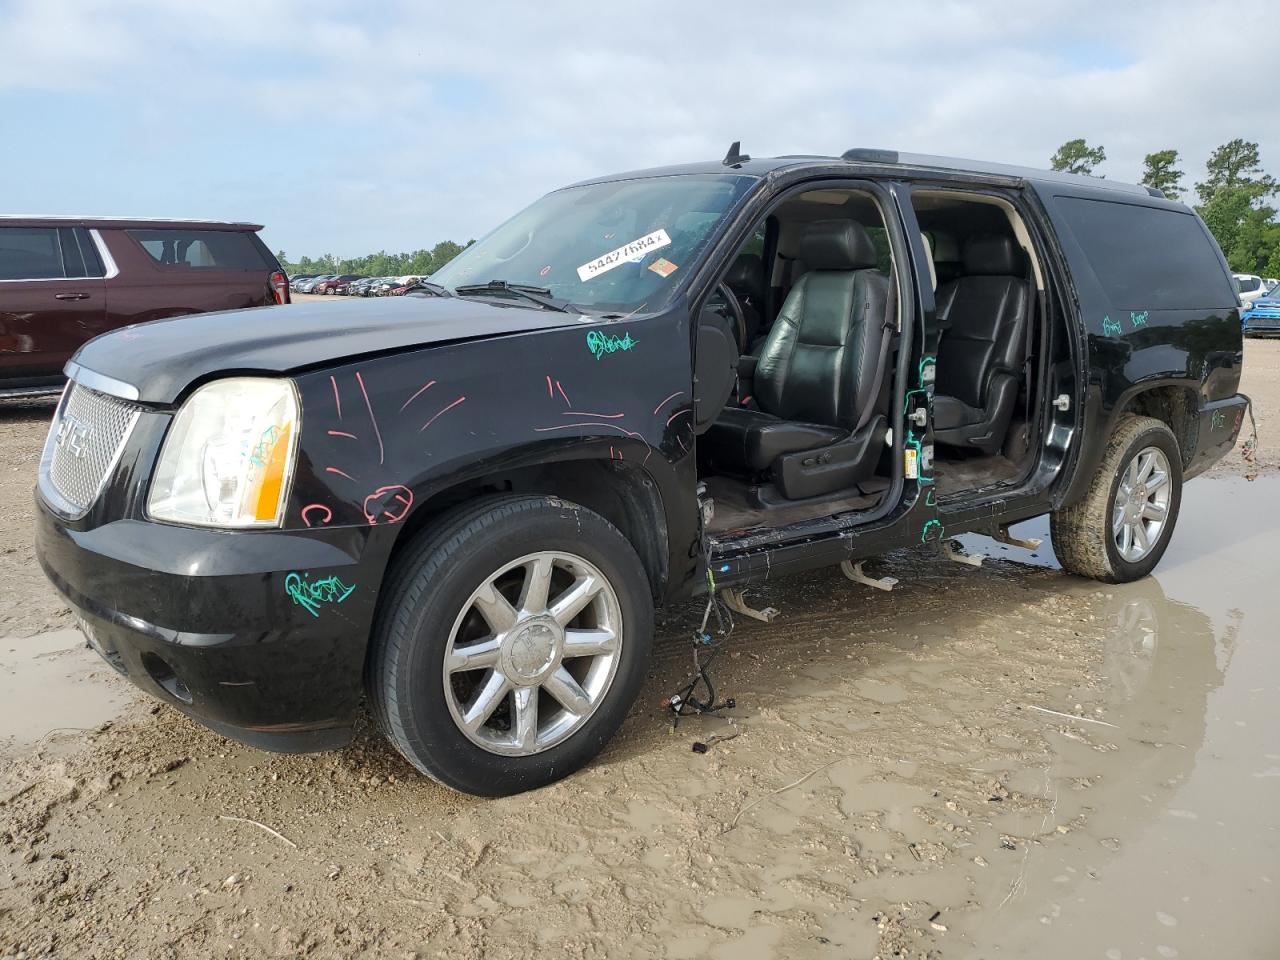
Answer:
35, 148, 1248, 796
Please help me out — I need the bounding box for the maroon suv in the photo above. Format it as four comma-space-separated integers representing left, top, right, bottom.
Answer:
0, 217, 288, 397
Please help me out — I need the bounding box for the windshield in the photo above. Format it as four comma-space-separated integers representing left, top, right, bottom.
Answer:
430, 174, 756, 313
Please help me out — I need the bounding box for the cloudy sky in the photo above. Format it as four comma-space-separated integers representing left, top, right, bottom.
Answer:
2, 0, 1274, 259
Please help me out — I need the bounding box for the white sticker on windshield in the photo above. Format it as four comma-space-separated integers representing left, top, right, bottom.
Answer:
577, 229, 671, 282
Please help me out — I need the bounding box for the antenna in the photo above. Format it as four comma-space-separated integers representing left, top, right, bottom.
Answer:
722, 141, 750, 168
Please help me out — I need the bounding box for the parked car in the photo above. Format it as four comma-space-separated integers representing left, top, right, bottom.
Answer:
289, 273, 320, 291
1242, 286, 1280, 336
0, 216, 287, 397
352, 277, 384, 297
35, 148, 1247, 796
1234, 273, 1269, 306
296, 275, 335, 294
332, 277, 367, 295
315, 274, 363, 295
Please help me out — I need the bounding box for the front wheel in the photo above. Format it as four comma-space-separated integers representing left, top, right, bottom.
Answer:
1050, 414, 1183, 583
367, 495, 654, 796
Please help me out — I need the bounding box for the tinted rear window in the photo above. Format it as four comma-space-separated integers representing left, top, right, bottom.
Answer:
1054, 197, 1236, 310
128, 228, 269, 270
0, 227, 64, 280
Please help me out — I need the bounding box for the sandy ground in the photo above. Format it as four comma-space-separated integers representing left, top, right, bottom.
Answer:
0, 339, 1277, 959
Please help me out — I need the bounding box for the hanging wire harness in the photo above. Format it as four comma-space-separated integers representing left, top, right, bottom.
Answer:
663, 569, 737, 729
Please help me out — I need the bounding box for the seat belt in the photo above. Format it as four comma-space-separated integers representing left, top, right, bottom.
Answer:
857, 276, 897, 432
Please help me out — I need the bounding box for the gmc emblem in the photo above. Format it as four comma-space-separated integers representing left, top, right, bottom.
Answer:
55, 414, 92, 459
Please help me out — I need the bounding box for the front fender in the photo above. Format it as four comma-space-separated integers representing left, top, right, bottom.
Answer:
281, 311, 698, 582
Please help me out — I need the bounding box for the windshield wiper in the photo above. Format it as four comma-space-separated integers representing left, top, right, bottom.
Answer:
403, 279, 453, 297
453, 280, 580, 314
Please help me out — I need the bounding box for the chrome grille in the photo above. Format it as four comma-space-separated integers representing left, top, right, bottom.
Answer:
45, 382, 142, 515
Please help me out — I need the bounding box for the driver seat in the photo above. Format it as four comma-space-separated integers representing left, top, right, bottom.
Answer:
701, 220, 891, 500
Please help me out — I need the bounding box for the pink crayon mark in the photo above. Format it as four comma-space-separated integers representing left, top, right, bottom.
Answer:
545, 375, 554, 397
330, 376, 342, 419
301, 504, 333, 527
666, 408, 692, 428
355, 371, 384, 465
400, 379, 437, 412
362, 484, 414, 524
420, 395, 466, 432
653, 391, 685, 415
563, 410, 625, 419
327, 430, 359, 440
740, 395, 752, 406
555, 380, 571, 406
534, 421, 653, 464
325, 466, 357, 482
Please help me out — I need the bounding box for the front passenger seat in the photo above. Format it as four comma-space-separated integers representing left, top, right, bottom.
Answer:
701, 220, 891, 500
932, 235, 1031, 454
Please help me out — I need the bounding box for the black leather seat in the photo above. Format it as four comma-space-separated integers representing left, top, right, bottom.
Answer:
932, 235, 1031, 454
701, 220, 891, 499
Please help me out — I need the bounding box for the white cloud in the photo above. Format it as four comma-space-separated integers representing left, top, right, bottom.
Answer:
1, 0, 1274, 254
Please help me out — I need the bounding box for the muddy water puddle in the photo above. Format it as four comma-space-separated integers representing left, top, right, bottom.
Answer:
0, 627, 134, 754
742, 475, 1280, 958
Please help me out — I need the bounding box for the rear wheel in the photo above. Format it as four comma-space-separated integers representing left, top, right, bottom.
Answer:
367, 495, 653, 796
1050, 415, 1182, 583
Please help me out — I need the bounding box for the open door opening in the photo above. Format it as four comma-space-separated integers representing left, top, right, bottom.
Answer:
910, 189, 1053, 498
691, 186, 905, 537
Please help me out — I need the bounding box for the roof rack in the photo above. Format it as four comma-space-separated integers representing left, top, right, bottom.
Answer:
838, 148, 1156, 198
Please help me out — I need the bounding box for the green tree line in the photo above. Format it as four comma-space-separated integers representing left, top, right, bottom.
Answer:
275, 239, 473, 279
1050, 137, 1279, 277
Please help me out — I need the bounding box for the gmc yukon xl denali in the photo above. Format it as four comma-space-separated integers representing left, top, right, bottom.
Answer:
0, 216, 288, 397
34, 149, 1249, 796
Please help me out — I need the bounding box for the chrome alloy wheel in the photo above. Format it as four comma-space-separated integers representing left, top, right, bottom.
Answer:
442, 551, 623, 756
1112, 445, 1172, 563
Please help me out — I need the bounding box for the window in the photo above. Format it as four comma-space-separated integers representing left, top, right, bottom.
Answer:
0, 227, 63, 280
429, 174, 757, 313
1237, 275, 1261, 293
128, 229, 271, 270
1054, 197, 1237, 310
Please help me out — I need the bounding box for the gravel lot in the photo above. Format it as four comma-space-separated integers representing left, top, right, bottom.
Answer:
1, 337, 1277, 959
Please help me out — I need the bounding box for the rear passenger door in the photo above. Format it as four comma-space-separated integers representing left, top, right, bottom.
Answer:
100, 227, 276, 328
0, 226, 108, 384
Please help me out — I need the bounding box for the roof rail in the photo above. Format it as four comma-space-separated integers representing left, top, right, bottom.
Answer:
839, 148, 1156, 198
841, 147, 899, 164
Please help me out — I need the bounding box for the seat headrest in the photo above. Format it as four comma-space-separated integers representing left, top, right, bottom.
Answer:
799, 220, 878, 271
725, 252, 765, 302
963, 234, 1022, 276
920, 232, 937, 292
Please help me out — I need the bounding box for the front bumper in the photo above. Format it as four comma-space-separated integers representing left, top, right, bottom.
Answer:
34, 494, 394, 753
1243, 309, 1280, 335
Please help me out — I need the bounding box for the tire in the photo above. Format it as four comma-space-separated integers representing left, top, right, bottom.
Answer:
1050, 414, 1183, 583
366, 495, 654, 796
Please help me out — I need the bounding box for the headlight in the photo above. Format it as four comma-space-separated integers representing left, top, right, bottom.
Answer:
148, 377, 300, 528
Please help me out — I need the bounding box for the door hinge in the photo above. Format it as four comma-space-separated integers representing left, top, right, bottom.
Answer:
1053, 393, 1071, 412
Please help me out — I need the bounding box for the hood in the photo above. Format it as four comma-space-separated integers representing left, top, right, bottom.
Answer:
69, 296, 582, 404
